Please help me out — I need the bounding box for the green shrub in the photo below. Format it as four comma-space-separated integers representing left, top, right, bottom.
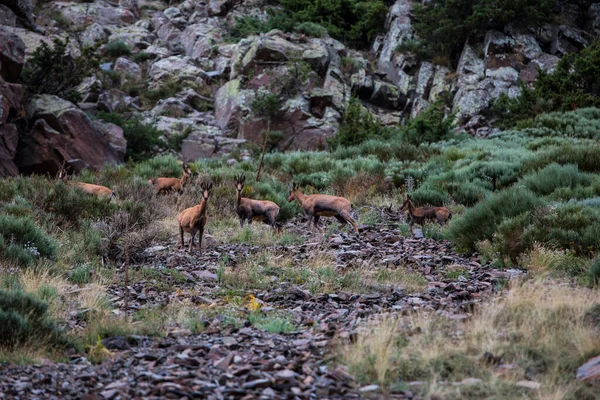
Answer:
228, 0, 387, 47
133, 155, 181, 179
328, 98, 390, 149
0, 290, 66, 349
141, 80, 185, 107
294, 22, 328, 37
590, 259, 600, 286
522, 164, 592, 196
525, 144, 600, 173
410, 186, 451, 207
69, 265, 92, 285
449, 187, 545, 252
0, 215, 57, 266
19, 37, 97, 103
410, 0, 555, 64
401, 100, 454, 145
97, 112, 165, 161
493, 41, 600, 128
104, 41, 131, 57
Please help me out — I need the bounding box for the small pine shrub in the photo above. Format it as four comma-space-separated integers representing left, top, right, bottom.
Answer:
19, 37, 97, 103
522, 163, 592, 196
104, 41, 131, 57
97, 112, 165, 162
294, 22, 328, 37
449, 187, 545, 252
401, 100, 454, 145
0, 215, 57, 266
69, 265, 92, 285
0, 290, 66, 349
132, 155, 182, 180
328, 98, 390, 149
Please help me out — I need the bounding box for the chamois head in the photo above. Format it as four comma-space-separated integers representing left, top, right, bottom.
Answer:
200, 181, 213, 201
399, 195, 414, 212
57, 161, 69, 182
287, 182, 299, 202
234, 174, 246, 193
182, 162, 193, 178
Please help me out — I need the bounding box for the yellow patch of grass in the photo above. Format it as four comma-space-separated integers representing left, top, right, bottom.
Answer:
338, 279, 600, 399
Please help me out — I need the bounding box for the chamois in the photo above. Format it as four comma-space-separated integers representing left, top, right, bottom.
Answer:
287, 182, 358, 233
177, 181, 213, 252
399, 195, 452, 235
234, 175, 280, 232
58, 165, 115, 201
149, 163, 193, 195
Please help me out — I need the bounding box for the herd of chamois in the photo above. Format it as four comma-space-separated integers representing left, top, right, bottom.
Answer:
57, 162, 453, 252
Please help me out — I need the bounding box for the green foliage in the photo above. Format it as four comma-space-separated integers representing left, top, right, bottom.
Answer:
141, 80, 185, 107
97, 112, 165, 161
251, 93, 281, 122
19, 37, 97, 103
132, 154, 182, 179
401, 100, 455, 145
47, 182, 115, 225
229, 0, 387, 47
0, 215, 57, 266
410, 0, 555, 63
522, 164, 593, 197
449, 187, 545, 252
248, 312, 296, 333
493, 41, 600, 128
104, 41, 131, 58
590, 259, 600, 286
0, 290, 66, 349
294, 22, 328, 37
69, 265, 93, 285
328, 98, 389, 149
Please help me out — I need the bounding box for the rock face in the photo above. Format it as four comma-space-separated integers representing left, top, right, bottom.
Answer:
16, 95, 125, 175
0, 0, 597, 171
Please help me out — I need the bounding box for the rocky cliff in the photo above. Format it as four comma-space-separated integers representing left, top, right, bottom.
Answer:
1, 0, 599, 176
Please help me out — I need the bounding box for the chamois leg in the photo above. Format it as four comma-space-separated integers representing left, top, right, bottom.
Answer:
239, 217, 245, 228
340, 211, 358, 234
179, 226, 185, 249
335, 215, 347, 231
198, 226, 204, 253
267, 213, 278, 233
306, 212, 314, 230
247, 215, 253, 226
188, 229, 196, 252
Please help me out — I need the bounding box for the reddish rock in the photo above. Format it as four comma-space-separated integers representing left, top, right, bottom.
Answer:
0, 27, 26, 83
0, 123, 19, 177
16, 95, 125, 175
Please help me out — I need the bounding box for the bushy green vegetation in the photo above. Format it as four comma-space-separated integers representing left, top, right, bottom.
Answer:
230, 0, 388, 46
328, 98, 390, 149
409, 0, 557, 63
97, 112, 165, 162
0, 290, 65, 349
104, 41, 131, 58
0, 215, 57, 266
493, 40, 600, 128
19, 37, 97, 103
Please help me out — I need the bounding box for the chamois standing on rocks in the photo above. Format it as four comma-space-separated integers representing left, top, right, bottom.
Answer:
177, 181, 212, 252
234, 175, 280, 232
287, 182, 358, 233
58, 164, 115, 201
399, 195, 452, 235
149, 163, 193, 195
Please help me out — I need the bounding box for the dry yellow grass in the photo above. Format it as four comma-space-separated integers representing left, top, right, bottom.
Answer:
338, 278, 600, 399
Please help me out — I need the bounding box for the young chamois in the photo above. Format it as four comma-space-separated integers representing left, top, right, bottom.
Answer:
58, 164, 115, 201
287, 182, 358, 233
234, 175, 280, 232
177, 181, 213, 252
148, 163, 193, 195
399, 195, 452, 235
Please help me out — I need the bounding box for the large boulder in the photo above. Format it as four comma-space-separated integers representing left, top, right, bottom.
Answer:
107, 25, 156, 50
2, 0, 38, 31
16, 95, 125, 174
81, 23, 108, 48
0, 79, 24, 124
0, 26, 52, 59
587, 3, 600, 36
0, 4, 18, 27
214, 78, 254, 133
50, 1, 135, 30
376, 0, 414, 87
0, 124, 19, 177
181, 21, 223, 60
113, 57, 142, 82
0, 28, 26, 82
148, 56, 205, 82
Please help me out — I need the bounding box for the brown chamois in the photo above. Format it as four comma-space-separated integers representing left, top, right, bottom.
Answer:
58, 166, 115, 201
287, 182, 358, 233
148, 163, 193, 195
234, 175, 280, 232
177, 181, 213, 252
399, 195, 452, 235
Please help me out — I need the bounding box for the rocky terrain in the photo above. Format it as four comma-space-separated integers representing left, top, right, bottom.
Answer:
2, 0, 600, 176
0, 219, 519, 399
